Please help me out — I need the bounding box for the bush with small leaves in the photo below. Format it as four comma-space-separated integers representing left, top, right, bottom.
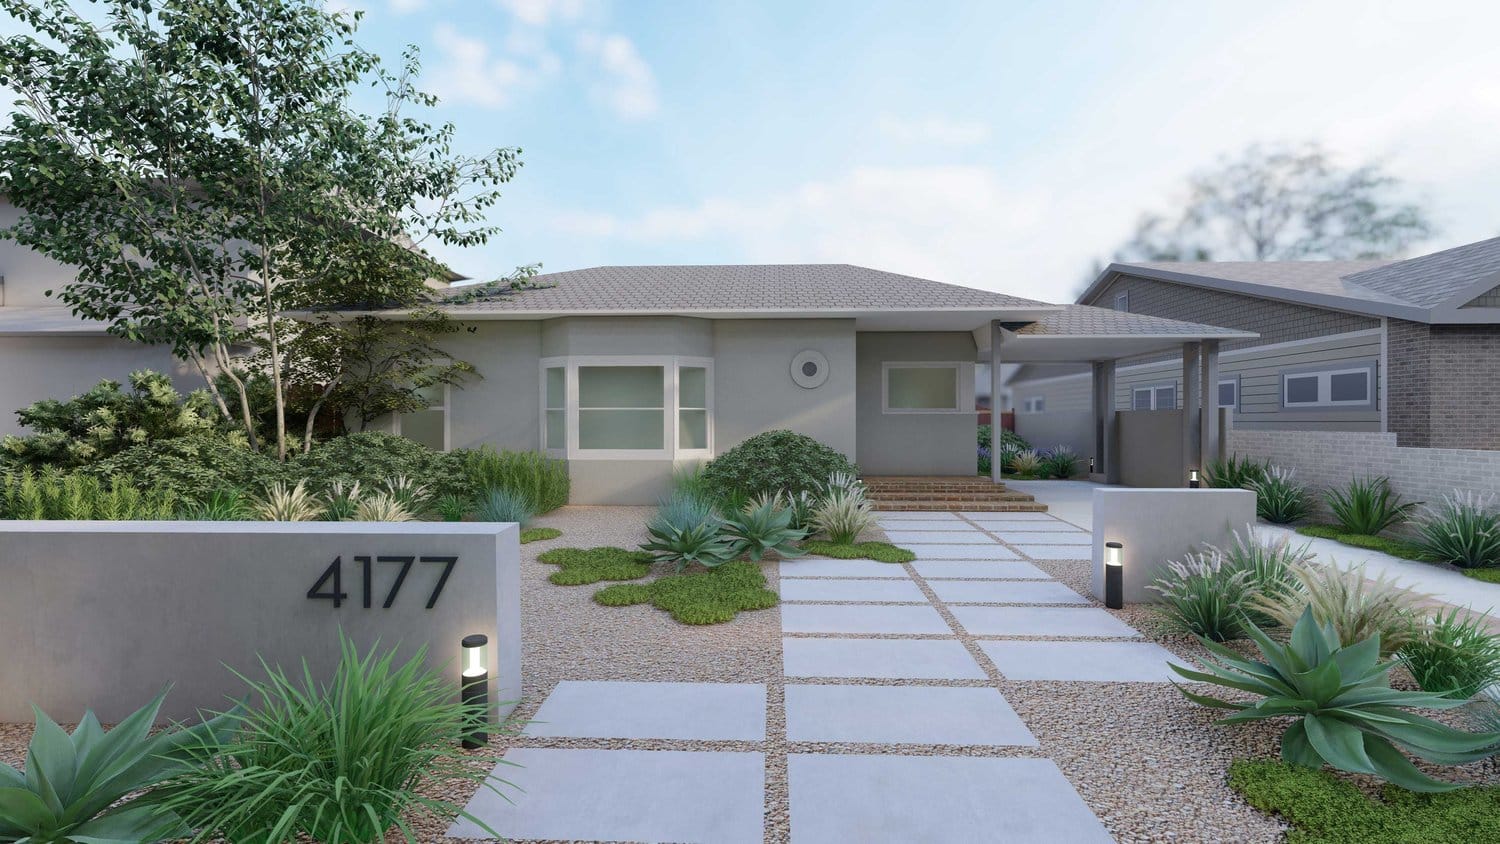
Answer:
699, 430, 857, 501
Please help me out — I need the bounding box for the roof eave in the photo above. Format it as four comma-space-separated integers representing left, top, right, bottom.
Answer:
1098, 263, 1434, 322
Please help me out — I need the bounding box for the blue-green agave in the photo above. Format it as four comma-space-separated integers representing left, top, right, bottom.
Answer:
1170, 607, 1500, 792
722, 498, 808, 561
0, 688, 237, 843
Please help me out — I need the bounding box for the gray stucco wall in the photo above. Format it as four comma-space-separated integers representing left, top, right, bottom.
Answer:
542, 315, 713, 357
0, 335, 201, 436
0, 199, 78, 307
855, 332, 976, 476
714, 319, 857, 460
1116, 409, 1185, 487
440, 320, 543, 452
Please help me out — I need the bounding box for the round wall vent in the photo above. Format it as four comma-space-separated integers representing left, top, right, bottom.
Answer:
791, 350, 829, 389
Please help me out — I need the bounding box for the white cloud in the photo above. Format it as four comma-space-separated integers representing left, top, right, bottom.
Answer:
496, 0, 587, 27
575, 31, 659, 119
877, 114, 991, 146
388, 0, 425, 13
427, 23, 552, 108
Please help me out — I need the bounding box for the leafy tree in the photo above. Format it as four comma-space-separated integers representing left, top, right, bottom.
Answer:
1116, 142, 1434, 262
0, 0, 522, 460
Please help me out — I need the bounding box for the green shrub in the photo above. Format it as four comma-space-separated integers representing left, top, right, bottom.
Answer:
1252, 561, 1428, 655
89, 433, 284, 503
1400, 607, 1500, 700
1171, 607, 1499, 792
0, 467, 180, 519
1465, 567, 1500, 584
593, 560, 778, 624
246, 479, 325, 521
1041, 445, 1078, 479
1202, 454, 1269, 489
1414, 491, 1500, 569
800, 540, 915, 563
475, 487, 536, 525
0, 689, 237, 843
1008, 448, 1043, 477
1296, 524, 1430, 561
1228, 759, 1500, 844
293, 432, 467, 499
699, 430, 857, 500
434, 493, 469, 522
1250, 465, 1309, 523
722, 497, 807, 561
1326, 475, 1419, 536
462, 446, 569, 513
1215, 526, 1310, 628
180, 487, 252, 520
1148, 550, 1256, 641
0, 370, 226, 468
160, 636, 511, 843
520, 526, 561, 544
539, 546, 653, 585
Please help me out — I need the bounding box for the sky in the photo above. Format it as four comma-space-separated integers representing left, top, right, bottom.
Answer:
12, 0, 1500, 303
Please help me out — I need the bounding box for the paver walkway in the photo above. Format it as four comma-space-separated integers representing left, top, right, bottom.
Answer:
452, 510, 1186, 842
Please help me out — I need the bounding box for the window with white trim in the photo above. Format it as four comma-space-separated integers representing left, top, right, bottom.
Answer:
1114, 291, 1129, 312
393, 383, 448, 451
1282, 364, 1374, 409
541, 356, 712, 459
1131, 383, 1176, 410
882, 362, 975, 414
1022, 396, 1045, 414
1217, 377, 1239, 409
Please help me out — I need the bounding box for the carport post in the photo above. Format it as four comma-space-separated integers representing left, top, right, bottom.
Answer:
1093, 359, 1118, 484
1181, 342, 1201, 487
1200, 340, 1221, 471
990, 321, 1004, 485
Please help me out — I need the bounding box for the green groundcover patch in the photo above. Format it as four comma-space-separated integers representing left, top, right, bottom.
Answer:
520, 527, 562, 544
1229, 759, 1500, 843
1464, 567, 1500, 584
1295, 525, 1429, 562
800, 540, 915, 563
593, 561, 778, 625
537, 546, 653, 585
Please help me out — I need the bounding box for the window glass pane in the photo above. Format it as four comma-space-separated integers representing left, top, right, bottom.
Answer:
400, 409, 445, 451
546, 367, 565, 409
1132, 389, 1152, 410
579, 366, 663, 408
578, 409, 664, 450
1330, 371, 1368, 403
414, 383, 445, 408
887, 367, 958, 410
679, 409, 708, 450
1218, 381, 1236, 407
1154, 386, 1175, 409
545, 409, 566, 450
680, 366, 707, 408
1286, 375, 1319, 404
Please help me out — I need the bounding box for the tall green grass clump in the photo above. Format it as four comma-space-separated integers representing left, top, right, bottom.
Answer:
466, 447, 569, 513
0, 467, 178, 519
1415, 491, 1500, 569
1326, 475, 1419, 536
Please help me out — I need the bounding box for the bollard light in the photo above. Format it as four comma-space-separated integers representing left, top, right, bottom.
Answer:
1188, 468, 1201, 489
1104, 541, 1124, 609
460, 634, 490, 749
1088, 456, 1096, 473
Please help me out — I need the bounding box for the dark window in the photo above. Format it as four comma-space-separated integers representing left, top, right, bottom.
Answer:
1285, 375, 1319, 405
1154, 385, 1176, 409
1330, 371, 1368, 403
1132, 388, 1152, 410
1218, 380, 1237, 408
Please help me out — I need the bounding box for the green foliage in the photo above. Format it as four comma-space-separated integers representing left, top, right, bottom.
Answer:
722, 497, 808, 561
1039, 445, 1079, 479
1464, 567, 1500, 584
539, 547, 653, 586
592, 561, 779, 624
979, 426, 1030, 475
475, 487, 536, 526
0, 467, 179, 519
159, 635, 510, 843
321, 481, 364, 522
1253, 562, 1428, 655
463, 447, 569, 514
1171, 607, 1499, 792
351, 492, 417, 522
179, 488, 251, 521
293, 433, 466, 499
434, 493, 469, 522
1325, 475, 1419, 536
1414, 491, 1500, 569
699, 430, 857, 501
1228, 758, 1500, 844
1148, 550, 1257, 641
247, 480, 324, 521
1251, 466, 1310, 523
0, 688, 237, 844
641, 518, 737, 572
1296, 525, 1430, 561
0, 371, 227, 469
810, 485, 876, 544
1202, 454, 1269, 490
90, 434, 285, 503
801, 540, 916, 563
1008, 449, 1043, 477
1400, 607, 1500, 700
519, 527, 561, 544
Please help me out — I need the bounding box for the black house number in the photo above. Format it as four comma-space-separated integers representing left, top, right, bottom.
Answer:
306, 555, 458, 609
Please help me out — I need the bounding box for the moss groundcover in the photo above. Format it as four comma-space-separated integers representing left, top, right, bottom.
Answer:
594, 561, 778, 624
1295, 524, 1429, 562
538, 546, 653, 585
520, 527, 562, 544
800, 540, 915, 563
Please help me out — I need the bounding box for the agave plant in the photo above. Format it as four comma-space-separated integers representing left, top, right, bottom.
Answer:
723, 497, 808, 561
810, 485, 876, 544
641, 518, 737, 571
1170, 607, 1500, 792
1325, 475, 1419, 536
0, 689, 237, 843
248, 479, 324, 521
1252, 561, 1429, 655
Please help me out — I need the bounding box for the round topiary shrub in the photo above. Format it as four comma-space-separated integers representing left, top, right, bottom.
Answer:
699, 430, 857, 500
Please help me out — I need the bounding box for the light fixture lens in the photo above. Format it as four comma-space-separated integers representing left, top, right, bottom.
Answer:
1189, 469, 1200, 482
461, 634, 489, 678
1104, 541, 1123, 567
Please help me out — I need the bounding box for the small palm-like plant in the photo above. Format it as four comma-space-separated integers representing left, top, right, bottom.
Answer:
1250, 466, 1309, 524
249, 479, 324, 521
1171, 607, 1500, 792
1414, 491, 1500, 569
810, 485, 875, 544
1009, 449, 1043, 476
723, 498, 808, 561
641, 518, 737, 571
1326, 475, 1419, 536
352, 491, 416, 522
1252, 561, 1429, 655
0, 689, 237, 842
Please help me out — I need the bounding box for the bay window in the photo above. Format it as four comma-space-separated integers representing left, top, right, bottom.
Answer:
542, 356, 712, 458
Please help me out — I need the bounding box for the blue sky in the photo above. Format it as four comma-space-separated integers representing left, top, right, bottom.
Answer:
14, 1, 1500, 302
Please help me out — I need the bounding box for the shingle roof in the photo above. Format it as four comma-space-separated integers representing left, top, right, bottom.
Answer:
1120, 259, 1407, 306
1342, 237, 1500, 308
1011, 304, 1256, 338
440, 264, 1049, 313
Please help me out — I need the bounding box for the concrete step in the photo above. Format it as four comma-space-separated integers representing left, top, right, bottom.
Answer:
874, 500, 1049, 512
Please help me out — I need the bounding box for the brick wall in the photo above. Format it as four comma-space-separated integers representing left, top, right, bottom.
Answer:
1386, 319, 1431, 447
1386, 320, 1500, 450
1227, 428, 1500, 532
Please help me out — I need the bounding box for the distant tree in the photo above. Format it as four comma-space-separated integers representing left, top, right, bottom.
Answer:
0, 0, 523, 460
1115, 142, 1434, 262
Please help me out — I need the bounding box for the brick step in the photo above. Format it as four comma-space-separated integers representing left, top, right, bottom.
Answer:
874, 500, 1049, 512
867, 495, 1037, 505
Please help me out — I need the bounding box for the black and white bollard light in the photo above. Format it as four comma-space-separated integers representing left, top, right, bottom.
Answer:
1104, 541, 1124, 609
1188, 468, 1201, 488
460, 634, 490, 749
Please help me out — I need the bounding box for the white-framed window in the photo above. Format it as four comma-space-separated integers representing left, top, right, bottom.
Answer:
540, 355, 713, 459
1217, 377, 1240, 409
1022, 396, 1045, 414
1114, 291, 1130, 312
393, 383, 449, 451
881, 361, 976, 414
1131, 383, 1176, 410
1282, 364, 1375, 409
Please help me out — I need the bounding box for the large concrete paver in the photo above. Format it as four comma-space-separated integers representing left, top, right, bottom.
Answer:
979, 640, 1186, 682
783, 637, 987, 680
782, 603, 951, 635
523, 680, 765, 740
785, 684, 1037, 746
952, 605, 1142, 638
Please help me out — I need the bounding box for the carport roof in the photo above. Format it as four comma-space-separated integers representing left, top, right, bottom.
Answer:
978, 304, 1257, 362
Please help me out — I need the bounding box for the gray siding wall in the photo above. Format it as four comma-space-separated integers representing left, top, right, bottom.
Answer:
0, 335, 199, 436
856, 332, 976, 476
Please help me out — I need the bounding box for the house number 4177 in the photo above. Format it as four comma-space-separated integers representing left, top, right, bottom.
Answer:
306, 555, 458, 609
